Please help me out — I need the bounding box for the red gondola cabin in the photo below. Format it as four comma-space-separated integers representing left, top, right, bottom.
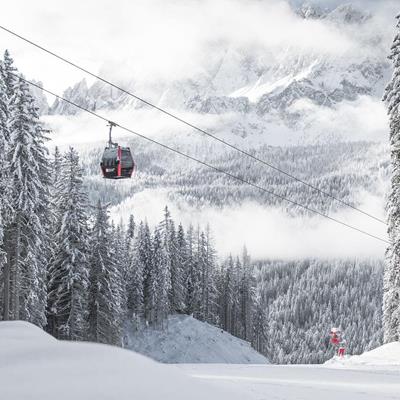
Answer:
100, 143, 134, 179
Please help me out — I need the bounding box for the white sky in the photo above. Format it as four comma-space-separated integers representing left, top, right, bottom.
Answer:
0, 0, 397, 96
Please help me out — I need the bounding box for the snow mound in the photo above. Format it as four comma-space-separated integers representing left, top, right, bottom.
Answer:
126, 314, 269, 364
0, 321, 240, 400
325, 342, 400, 369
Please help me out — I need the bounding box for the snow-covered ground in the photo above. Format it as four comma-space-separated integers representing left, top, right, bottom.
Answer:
179, 363, 400, 400
2, 321, 400, 400
0, 321, 241, 400
179, 344, 400, 399
325, 342, 400, 369
126, 314, 269, 364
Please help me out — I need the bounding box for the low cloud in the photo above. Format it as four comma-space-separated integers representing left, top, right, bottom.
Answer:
291, 96, 389, 143
110, 188, 387, 260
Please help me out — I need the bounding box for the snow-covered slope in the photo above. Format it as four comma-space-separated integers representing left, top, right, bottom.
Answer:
180, 362, 400, 400
0, 321, 240, 400
326, 342, 400, 369
2, 321, 399, 400
126, 314, 269, 364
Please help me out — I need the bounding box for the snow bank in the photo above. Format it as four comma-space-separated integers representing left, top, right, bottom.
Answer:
325, 342, 400, 369
126, 314, 269, 364
0, 321, 240, 400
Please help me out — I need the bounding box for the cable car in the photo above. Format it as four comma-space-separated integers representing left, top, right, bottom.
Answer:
100, 122, 135, 179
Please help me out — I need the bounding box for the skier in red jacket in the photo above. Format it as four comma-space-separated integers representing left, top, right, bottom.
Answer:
338, 338, 347, 357
329, 327, 346, 357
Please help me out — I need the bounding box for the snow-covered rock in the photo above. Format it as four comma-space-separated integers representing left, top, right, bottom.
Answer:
29, 80, 49, 115
0, 321, 241, 400
297, 3, 325, 20
126, 314, 269, 364
326, 4, 371, 25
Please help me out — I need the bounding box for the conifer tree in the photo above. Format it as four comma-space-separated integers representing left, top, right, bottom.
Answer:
88, 201, 123, 345
5, 76, 50, 326
0, 68, 8, 319
240, 247, 254, 341
127, 222, 144, 328
185, 225, 201, 316
219, 256, 235, 332
127, 215, 135, 241
138, 221, 154, 324
111, 221, 128, 325
0, 52, 13, 320
198, 226, 218, 324
252, 287, 266, 353
46, 148, 90, 340
159, 207, 185, 313
0, 66, 8, 147
0, 50, 17, 99
383, 13, 400, 343
175, 223, 188, 311
152, 228, 170, 328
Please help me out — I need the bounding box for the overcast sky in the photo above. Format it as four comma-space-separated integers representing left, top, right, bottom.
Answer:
0, 0, 398, 95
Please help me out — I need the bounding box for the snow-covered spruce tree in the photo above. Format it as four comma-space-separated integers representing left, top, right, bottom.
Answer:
215, 250, 254, 341
44, 147, 62, 332
0, 67, 8, 319
197, 226, 218, 324
110, 221, 129, 322
185, 225, 201, 316
383, 13, 400, 343
46, 148, 90, 340
4, 76, 50, 326
159, 207, 185, 313
0, 51, 14, 321
175, 223, 188, 311
88, 200, 124, 346
47, 147, 62, 242
0, 63, 9, 148
127, 214, 135, 240
138, 221, 154, 324
152, 227, 170, 329
0, 50, 17, 100
218, 255, 235, 333
252, 285, 267, 354
236, 248, 254, 342
127, 221, 144, 329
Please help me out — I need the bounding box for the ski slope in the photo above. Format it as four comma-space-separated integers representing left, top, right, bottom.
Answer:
1, 321, 399, 400
126, 314, 269, 364
179, 363, 400, 400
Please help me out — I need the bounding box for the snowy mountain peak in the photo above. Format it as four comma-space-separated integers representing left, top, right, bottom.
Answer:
327, 4, 371, 25
297, 3, 324, 20
50, 78, 93, 115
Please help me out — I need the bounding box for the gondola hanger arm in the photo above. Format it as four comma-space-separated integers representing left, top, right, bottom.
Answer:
107, 121, 117, 146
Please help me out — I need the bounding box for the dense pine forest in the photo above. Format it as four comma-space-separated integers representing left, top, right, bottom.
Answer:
0, 51, 386, 364
254, 260, 383, 363
79, 137, 389, 215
